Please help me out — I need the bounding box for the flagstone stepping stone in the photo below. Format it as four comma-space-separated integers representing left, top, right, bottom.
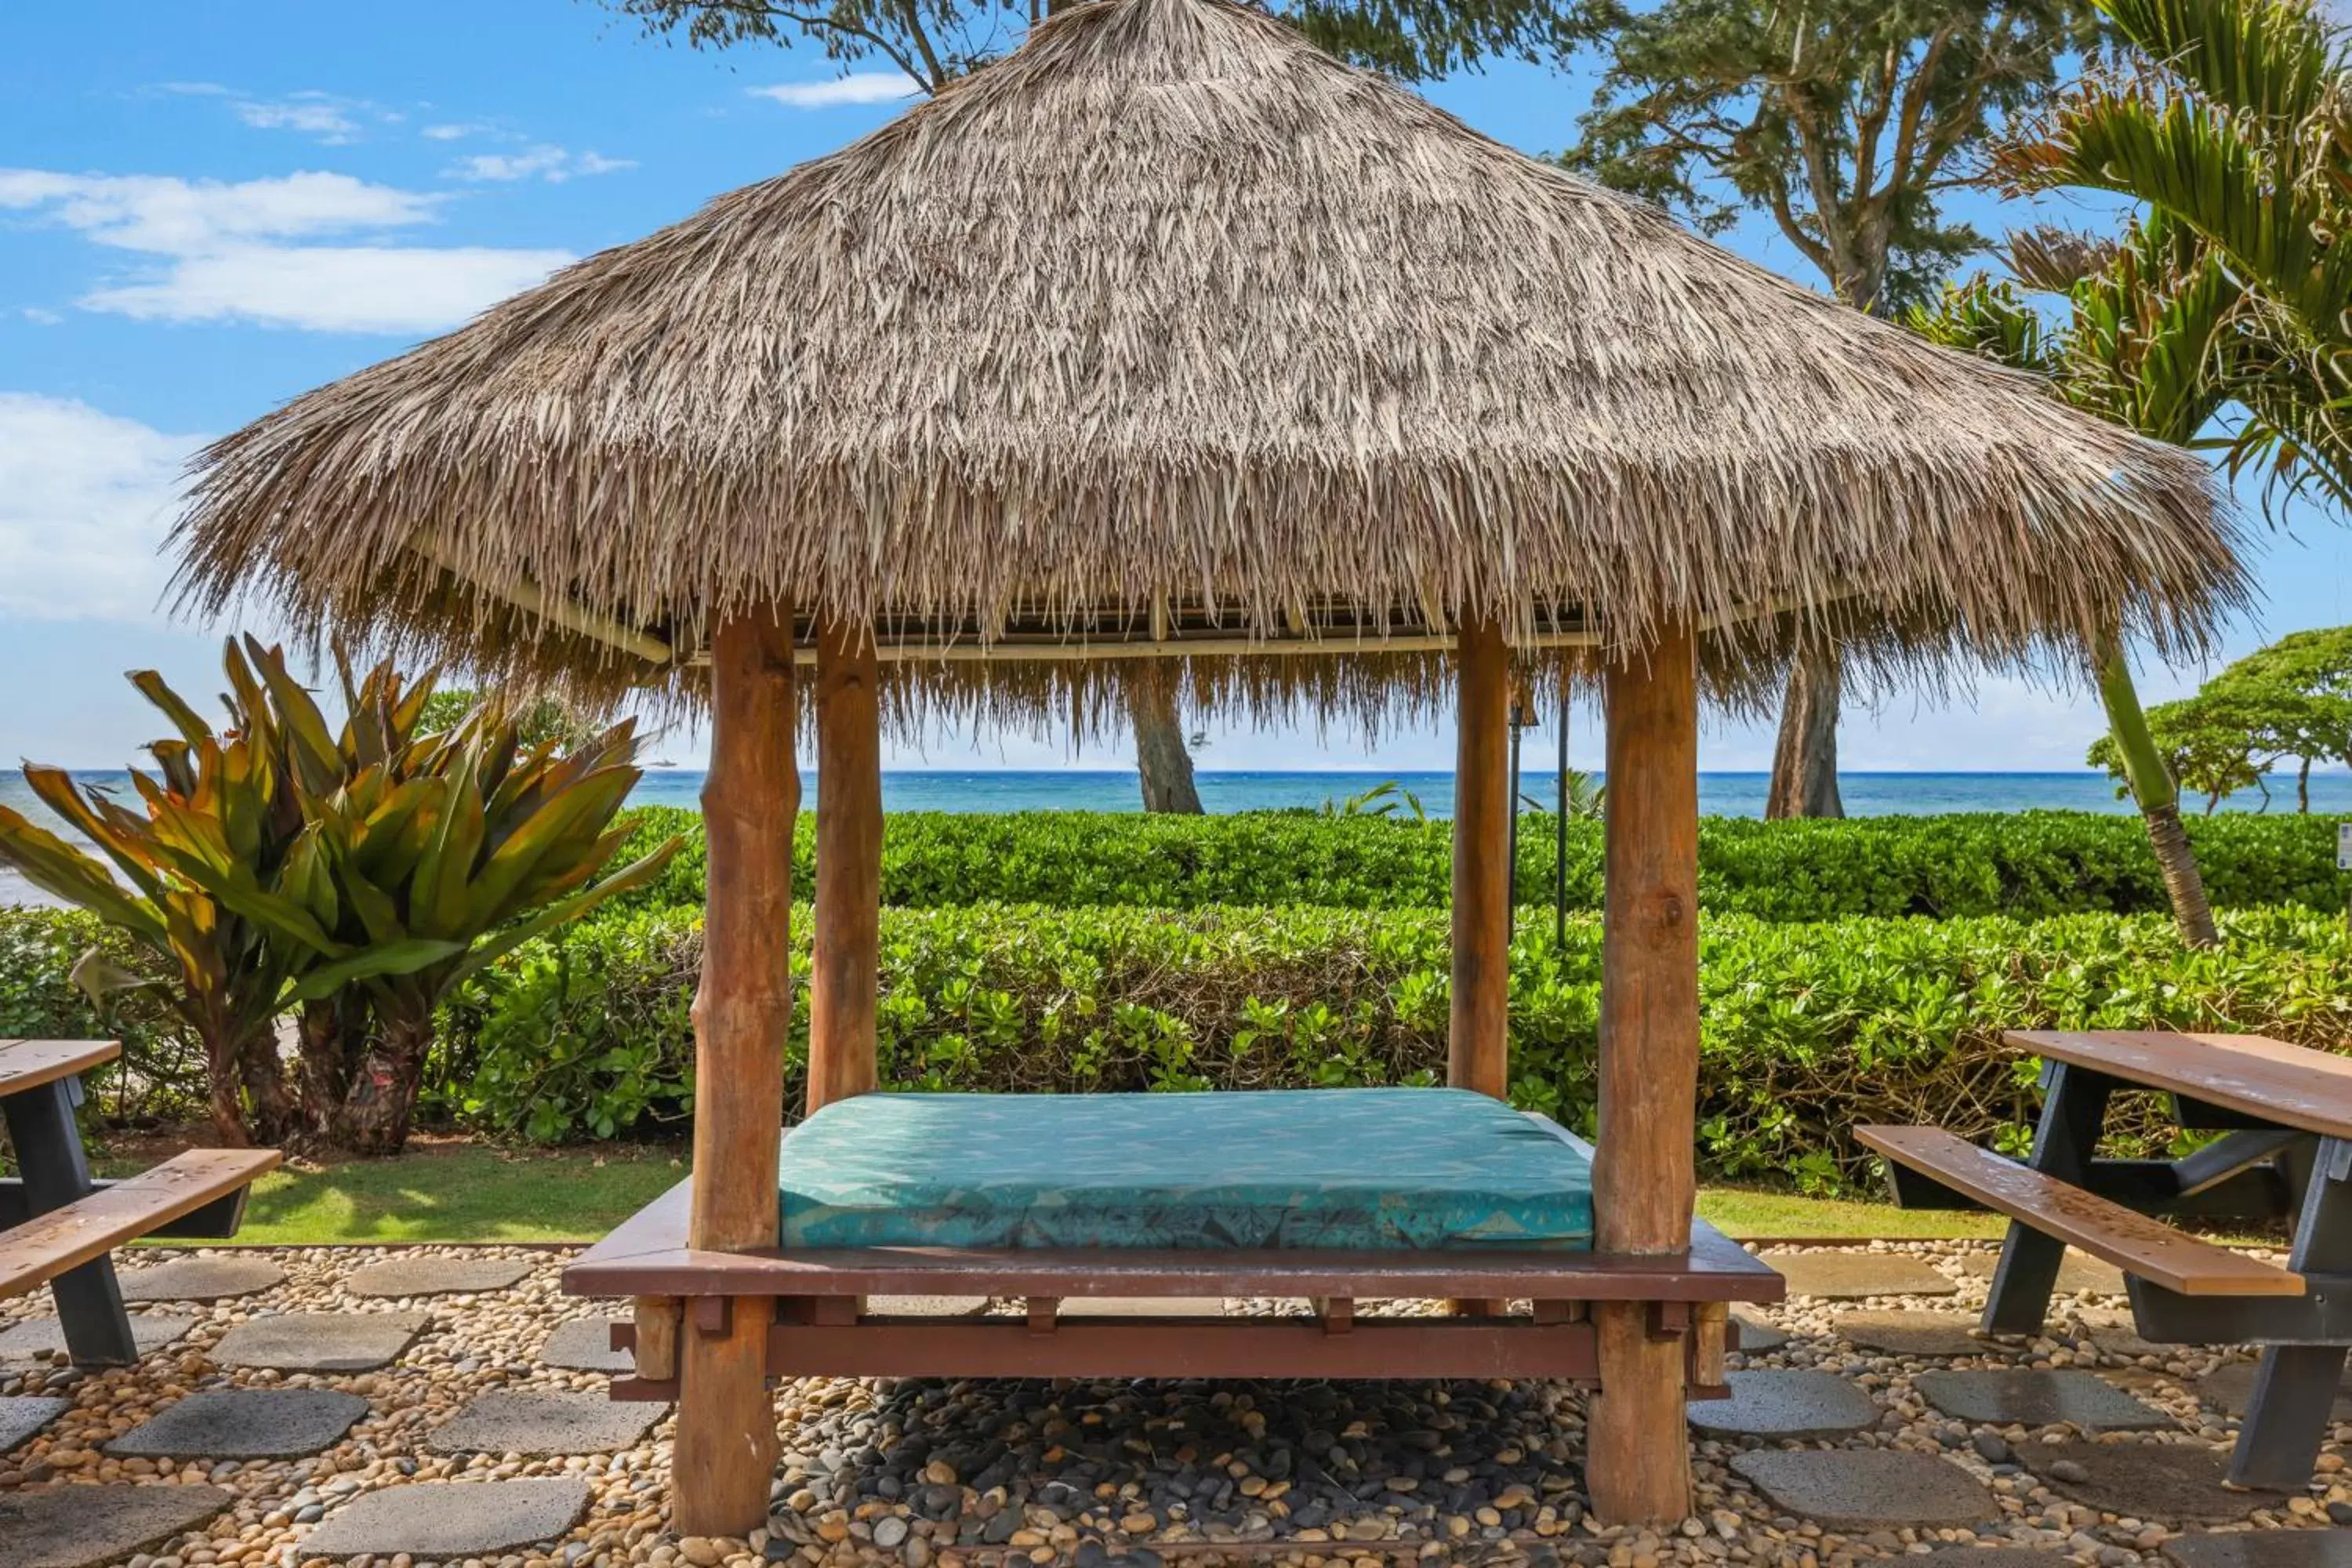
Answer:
211, 1311, 426, 1372
423, 1390, 665, 1456
1835, 1310, 1984, 1357
2079, 1308, 2179, 1358
1759, 1251, 1958, 1300
2027, 1439, 2286, 1523
2196, 1359, 2352, 1422
0, 1313, 194, 1363
344, 1256, 532, 1298
0, 1482, 231, 1568
0, 1396, 67, 1455
1687, 1370, 1880, 1439
1730, 1449, 1992, 1529
117, 1255, 285, 1301
1953, 1250, 2129, 1295
299, 1477, 592, 1556
539, 1317, 633, 1373
2165, 1533, 2352, 1566
107, 1388, 370, 1459
1731, 1312, 1790, 1352
1915, 1369, 2174, 1431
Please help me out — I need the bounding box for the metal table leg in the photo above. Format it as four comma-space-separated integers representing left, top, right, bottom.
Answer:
2230, 1135, 2352, 1490
1984, 1061, 2114, 1335
1, 1075, 139, 1367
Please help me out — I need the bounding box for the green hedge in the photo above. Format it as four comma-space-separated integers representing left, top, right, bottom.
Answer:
0, 908, 205, 1131
430, 900, 2352, 1189
609, 806, 2348, 919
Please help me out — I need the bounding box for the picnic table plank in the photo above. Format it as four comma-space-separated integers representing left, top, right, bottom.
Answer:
2007, 1031, 2352, 1142
0, 1149, 281, 1299
1857, 1124, 2303, 1298
0, 1039, 119, 1098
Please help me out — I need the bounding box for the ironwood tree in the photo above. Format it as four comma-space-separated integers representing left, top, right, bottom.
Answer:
596, 0, 1581, 812
1560, 0, 2105, 817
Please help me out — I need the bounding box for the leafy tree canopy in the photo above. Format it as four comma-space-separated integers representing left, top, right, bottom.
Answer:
2088, 625, 2352, 812
601, 0, 1581, 92
1561, 1, 2107, 310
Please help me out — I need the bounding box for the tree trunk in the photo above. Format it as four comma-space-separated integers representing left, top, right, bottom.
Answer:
198, 1025, 255, 1148
1766, 645, 1843, 818
2095, 642, 2220, 947
1130, 680, 1203, 814
235, 1026, 296, 1145
2299, 757, 2312, 814
332, 1009, 432, 1156
295, 996, 360, 1145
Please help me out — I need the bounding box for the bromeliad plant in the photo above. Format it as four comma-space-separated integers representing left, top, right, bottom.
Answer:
0, 637, 680, 1152
240, 693, 681, 1152
0, 641, 462, 1144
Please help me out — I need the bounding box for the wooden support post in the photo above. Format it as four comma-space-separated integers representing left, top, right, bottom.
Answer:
809, 615, 883, 1115
630, 1295, 681, 1381
1588, 624, 1700, 1526
1450, 615, 1514, 1317
1450, 615, 1513, 1101
676, 604, 798, 1537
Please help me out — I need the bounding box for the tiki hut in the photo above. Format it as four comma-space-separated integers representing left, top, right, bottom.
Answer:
173, 0, 2239, 1534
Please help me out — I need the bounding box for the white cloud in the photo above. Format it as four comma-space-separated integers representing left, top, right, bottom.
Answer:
234, 97, 361, 142
422, 122, 491, 141
161, 82, 385, 144
85, 245, 574, 333
0, 168, 573, 334
0, 394, 198, 622
0, 169, 434, 252
752, 73, 916, 109
448, 144, 637, 183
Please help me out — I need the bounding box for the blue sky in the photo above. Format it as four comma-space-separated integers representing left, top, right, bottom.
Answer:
2, 2, 2347, 774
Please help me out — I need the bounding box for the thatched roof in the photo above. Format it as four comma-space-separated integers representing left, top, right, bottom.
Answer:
173, 0, 2241, 712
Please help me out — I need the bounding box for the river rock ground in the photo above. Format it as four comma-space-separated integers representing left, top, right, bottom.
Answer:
1, 1241, 2345, 1568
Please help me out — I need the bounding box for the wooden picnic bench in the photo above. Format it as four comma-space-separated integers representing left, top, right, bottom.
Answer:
1861, 1029, 2352, 1489
0, 1039, 278, 1365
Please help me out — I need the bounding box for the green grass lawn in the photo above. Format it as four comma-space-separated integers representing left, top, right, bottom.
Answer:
111, 1142, 689, 1247
105, 1139, 2007, 1246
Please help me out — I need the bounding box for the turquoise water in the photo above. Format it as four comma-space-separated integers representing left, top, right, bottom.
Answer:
6, 768, 2349, 906
618, 768, 2352, 819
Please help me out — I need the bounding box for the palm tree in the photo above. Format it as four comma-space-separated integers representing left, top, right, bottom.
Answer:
2000, 0, 2352, 502
1912, 216, 2241, 943
1951, 0, 2352, 942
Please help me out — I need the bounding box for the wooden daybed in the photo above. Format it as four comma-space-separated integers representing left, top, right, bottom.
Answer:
564, 1098, 1782, 1395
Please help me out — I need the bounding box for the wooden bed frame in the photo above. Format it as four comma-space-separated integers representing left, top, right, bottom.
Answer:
563, 1177, 1782, 1397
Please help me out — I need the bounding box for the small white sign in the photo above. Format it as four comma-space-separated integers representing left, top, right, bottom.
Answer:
2339, 822, 2352, 871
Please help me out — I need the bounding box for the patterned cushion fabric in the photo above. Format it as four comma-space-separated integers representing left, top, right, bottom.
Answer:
775, 1087, 1593, 1250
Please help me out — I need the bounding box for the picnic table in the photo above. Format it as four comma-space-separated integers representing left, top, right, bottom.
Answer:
1862, 1029, 2352, 1490
0, 1039, 277, 1365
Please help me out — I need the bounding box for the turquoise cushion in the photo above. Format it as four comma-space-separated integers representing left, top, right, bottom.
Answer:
775, 1087, 1592, 1250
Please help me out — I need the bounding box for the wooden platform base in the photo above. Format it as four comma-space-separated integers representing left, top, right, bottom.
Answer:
567, 1178, 1779, 1390
600, 1303, 1760, 1395
570, 1178, 1781, 1533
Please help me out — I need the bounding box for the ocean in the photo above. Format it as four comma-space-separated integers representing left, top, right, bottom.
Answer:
5, 768, 2348, 908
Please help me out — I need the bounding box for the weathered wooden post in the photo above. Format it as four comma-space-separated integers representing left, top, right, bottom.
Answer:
1450, 615, 1513, 1102
677, 604, 798, 1536
809, 615, 883, 1113
1587, 624, 1700, 1524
